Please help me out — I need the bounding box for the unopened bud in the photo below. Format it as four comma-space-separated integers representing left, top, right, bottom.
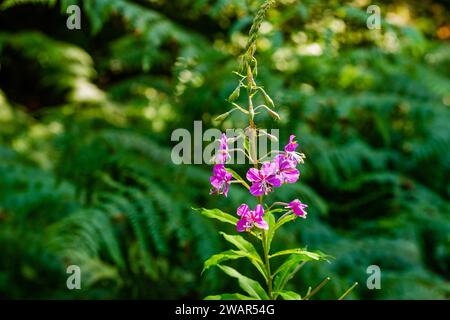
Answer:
266, 107, 280, 120
260, 88, 275, 109
259, 129, 279, 141
214, 111, 231, 121
232, 102, 249, 115
228, 85, 240, 102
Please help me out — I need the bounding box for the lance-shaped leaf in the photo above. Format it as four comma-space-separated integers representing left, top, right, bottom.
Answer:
272, 249, 330, 296
273, 255, 307, 296
270, 248, 330, 260
217, 265, 269, 300
265, 213, 276, 252
194, 208, 238, 226
204, 293, 256, 300
202, 250, 246, 274
220, 232, 267, 280
274, 212, 295, 231
277, 290, 302, 300
220, 232, 260, 256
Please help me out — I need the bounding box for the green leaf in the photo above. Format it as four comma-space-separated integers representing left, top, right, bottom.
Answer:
202, 250, 246, 274
277, 290, 302, 300
270, 248, 329, 260
204, 293, 256, 300
220, 232, 267, 280
194, 208, 238, 226
266, 213, 276, 252
274, 213, 295, 231
220, 232, 258, 255
272, 251, 327, 296
217, 265, 269, 300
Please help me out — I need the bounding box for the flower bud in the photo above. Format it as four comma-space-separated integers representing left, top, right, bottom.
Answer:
259, 88, 275, 109
214, 111, 231, 121
232, 102, 249, 114
228, 85, 240, 102
267, 108, 280, 120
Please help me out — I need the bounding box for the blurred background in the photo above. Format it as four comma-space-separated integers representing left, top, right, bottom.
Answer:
0, 0, 449, 299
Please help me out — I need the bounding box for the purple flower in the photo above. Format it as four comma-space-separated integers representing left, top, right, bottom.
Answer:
283, 135, 302, 164
273, 154, 299, 184
246, 162, 282, 196
213, 133, 229, 164
236, 204, 268, 232
210, 164, 232, 197
285, 135, 298, 152
286, 199, 308, 218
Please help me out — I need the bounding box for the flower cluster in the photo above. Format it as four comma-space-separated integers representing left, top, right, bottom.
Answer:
286, 199, 308, 219
246, 135, 303, 197
210, 134, 308, 232
210, 134, 232, 197
210, 164, 232, 197
236, 204, 268, 232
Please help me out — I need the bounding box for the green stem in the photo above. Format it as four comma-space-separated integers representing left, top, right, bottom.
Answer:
261, 230, 273, 299
247, 39, 273, 300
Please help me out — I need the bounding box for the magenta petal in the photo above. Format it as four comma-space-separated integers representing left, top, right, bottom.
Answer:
267, 175, 282, 187
210, 176, 221, 188
213, 164, 225, 176
287, 199, 308, 218
282, 168, 299, 184
289, 135, 295, 143
236, 218, 248, 232
217, 153, 227, 164
246, 168, 260, 182
285, 135, 298, 152
250, 183, 264, 196
260, 161, 277, 176
237, 204, 249, 217
223, 183, 230, 197
220, 133, 228, 146
254, 204, 264, 218
273, 154, 284, 169
280, 157, 296, 170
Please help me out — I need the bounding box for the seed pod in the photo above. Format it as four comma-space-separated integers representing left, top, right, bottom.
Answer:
266, 107, 280, 120
228, 85, 240, 102
214, 111, 231, 121
259, 129, 278, 141
231, 102, 249, 114
259, 87, 275, 109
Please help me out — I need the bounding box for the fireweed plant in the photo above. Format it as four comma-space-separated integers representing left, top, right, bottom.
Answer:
196, 0, 357, 300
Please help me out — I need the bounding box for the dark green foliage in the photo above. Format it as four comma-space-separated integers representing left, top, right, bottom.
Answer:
0, 0, 449, 299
